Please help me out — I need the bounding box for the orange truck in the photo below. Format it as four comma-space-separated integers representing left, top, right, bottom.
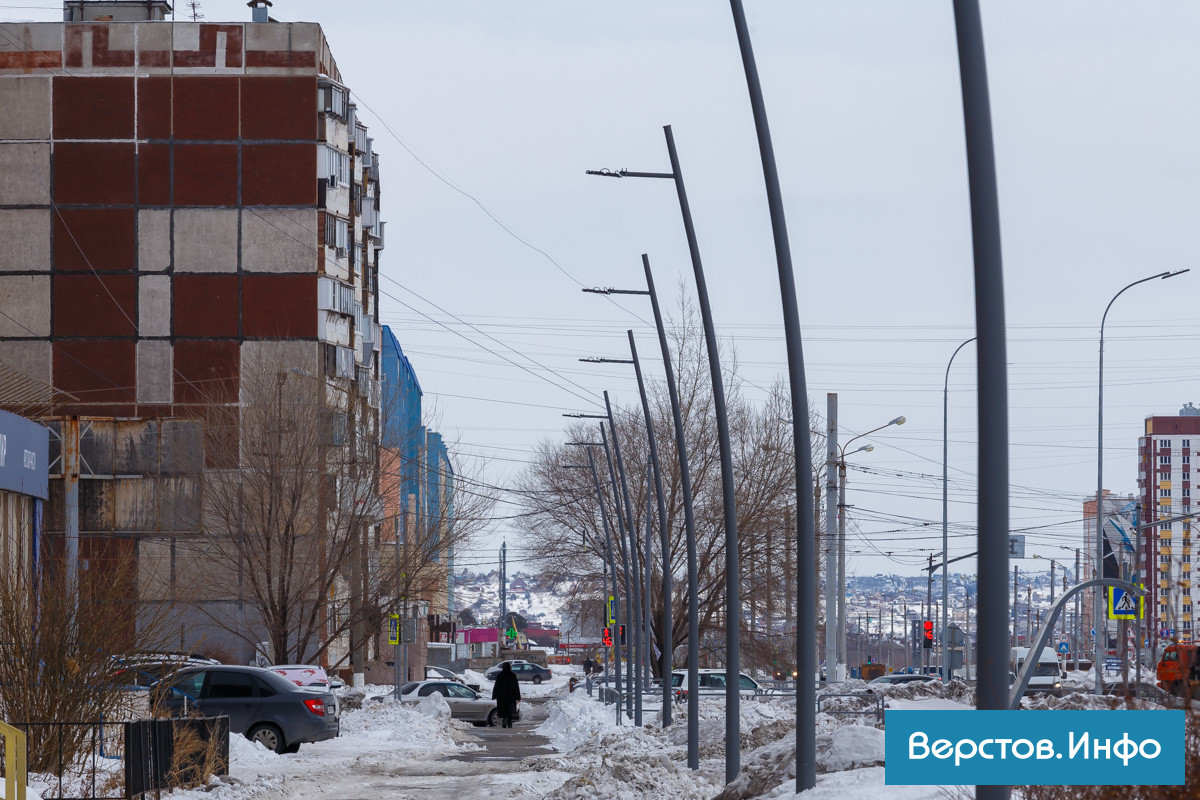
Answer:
1156, 643, 1199, 695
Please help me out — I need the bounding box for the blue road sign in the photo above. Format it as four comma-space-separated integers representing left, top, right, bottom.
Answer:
1108, 586, 1142, 620
1057, 641, 1070, 654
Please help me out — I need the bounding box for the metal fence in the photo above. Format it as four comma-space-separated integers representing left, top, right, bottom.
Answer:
8, 717, 229, 800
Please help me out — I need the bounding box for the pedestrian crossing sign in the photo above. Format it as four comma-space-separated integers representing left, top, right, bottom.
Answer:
1107, 586, 1143, 620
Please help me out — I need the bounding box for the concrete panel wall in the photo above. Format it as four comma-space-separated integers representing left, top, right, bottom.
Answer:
0, 77, 51, 139
136, 339, 172, 403
242, 208, 317, 273
138, 274, 171, 337
0, 143, 50, 205
0, 209, 51, 272
137, 209, 171, 272
0, 340, 51, 385
174, 209, 237, 272
0, 275, 49, 337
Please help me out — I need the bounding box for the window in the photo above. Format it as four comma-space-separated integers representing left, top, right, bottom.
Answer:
324, 215, 349, 252
1161, 488, 1172, 497
1162, 554, 1172, 563
1161, 471, 1171, 481
320, 82, 349, 119
1186, 555, 1192, 564
447, 683, 475, 699
1185, 539, 1193, 547
1185, 440, 1192, 448
1162, 439, 1173, 449
321, 145, 350, 187
1185, 455, 1192, 465
168, 671, 205, 700
1186, 488, 1192, 498
1161, 588, 1170, 597
206, 671, 255, 699
1186, 605, 1194, 614
1185, 622, 1193, 631
1162, 455, 1172, 465
253, 678, 276, 698
1160, 604, 1167, 615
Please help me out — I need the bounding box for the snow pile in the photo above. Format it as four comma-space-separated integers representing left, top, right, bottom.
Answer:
538, 690, 624, 752
867, 679, 972, 704
819, 726, 885, 773
228, 733, 278, 769
416, 691, 452, 719
662, 697, 796, 758
1020, 690, 1166, 711
340, 695, 460, 753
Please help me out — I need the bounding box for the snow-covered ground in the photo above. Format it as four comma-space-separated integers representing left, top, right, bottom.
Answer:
20, 670, 1160, 799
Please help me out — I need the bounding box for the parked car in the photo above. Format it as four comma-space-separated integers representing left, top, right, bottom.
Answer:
426, 665, 466, 684
1104, 680, 1174, 705
670, 669, 761, 699
398, 680, 519, 725
269, 665, 345, 691
867, 674, 938, 687
155, 665, 339, 754
112, 652, 222, 688
484, 661, 552, 684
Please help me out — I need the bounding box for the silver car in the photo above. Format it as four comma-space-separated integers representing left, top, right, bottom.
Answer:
398, 680, 518, 726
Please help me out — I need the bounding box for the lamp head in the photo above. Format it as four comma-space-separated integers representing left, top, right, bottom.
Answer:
890, 416, 907, 426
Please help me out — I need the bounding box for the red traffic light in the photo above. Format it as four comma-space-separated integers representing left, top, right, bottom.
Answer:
602, 627, 613, 647
923, 620, 934, 649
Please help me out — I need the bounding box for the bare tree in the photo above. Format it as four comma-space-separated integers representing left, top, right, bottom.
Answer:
515, 296, 826, 676
195, 352, 379, 665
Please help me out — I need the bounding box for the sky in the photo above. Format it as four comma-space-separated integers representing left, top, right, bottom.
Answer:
10, 0, 1200, 579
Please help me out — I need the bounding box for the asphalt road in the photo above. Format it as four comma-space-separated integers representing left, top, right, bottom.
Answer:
449, 696, 554, 762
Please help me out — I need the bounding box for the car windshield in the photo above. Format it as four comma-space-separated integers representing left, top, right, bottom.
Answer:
447, 684, 475, 699
399, 682, 420, 695
1164, 651, 1179, 662
1033, 663, 1061, 677
670, 674, 683, 687
738, 675, 757, 690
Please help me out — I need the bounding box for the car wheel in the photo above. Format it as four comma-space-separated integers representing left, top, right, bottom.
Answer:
247, 724, 286, 754
486, 709, 499, 727
532, 675, 542, 685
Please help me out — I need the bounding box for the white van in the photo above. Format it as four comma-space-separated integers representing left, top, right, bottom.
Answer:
1011, 647, 1064, 696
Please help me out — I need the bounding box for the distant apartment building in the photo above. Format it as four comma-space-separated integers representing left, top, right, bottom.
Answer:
378, 326, 457, 678
1136, 406, 1200, 645
0, 1, 384, 663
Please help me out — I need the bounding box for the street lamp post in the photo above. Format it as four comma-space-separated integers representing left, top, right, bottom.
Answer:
588, 128, 741, 781
942, 338, 975, 682
582, 254, 697, 754
837, 418, 905, 669
1095, 270, 1188, 694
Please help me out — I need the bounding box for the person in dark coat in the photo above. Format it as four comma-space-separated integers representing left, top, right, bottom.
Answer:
491, 662, 521, 728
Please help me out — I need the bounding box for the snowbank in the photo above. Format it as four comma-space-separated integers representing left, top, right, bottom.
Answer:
538, 690, 624, 752
416, 691, 452, 719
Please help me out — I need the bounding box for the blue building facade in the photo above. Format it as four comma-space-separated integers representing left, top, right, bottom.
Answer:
381, 326, 455, 612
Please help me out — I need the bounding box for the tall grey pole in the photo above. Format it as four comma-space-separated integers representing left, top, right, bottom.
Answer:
603, 393, 644, 723
1012, 567, 1018, 647
584, 447, 622, 726
598, 424, 626, 720
662, 126, 741, 783
824, 395, 838, 683
643, 465, 654, 697
951, 3, 1010, 798
726, 2, 817, 787
1094, 271, 1185, 695
628, 330, 673, 724
942, 337, 975, 682
643, 256, 699, 763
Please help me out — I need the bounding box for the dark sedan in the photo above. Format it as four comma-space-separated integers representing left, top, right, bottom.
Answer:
484, 661, 552, 684
156, 665, 339, 754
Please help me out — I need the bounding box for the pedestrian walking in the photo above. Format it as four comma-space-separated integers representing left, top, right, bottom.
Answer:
583, 656, 594, 675
492, 661, 521, 728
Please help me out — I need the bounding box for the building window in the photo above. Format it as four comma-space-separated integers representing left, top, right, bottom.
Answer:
1162, 455, 1173, 465
1186, 556, 1192, 564
1161, 471, 1172, 481
1185, 455, 1192, 465
1162, 439, 1173, 449
1161, 488, 1172, 497
322, 146, 351, 188
1161, 603, 1168, 615
324, 215, 349, 253
1162, 554, 1172, 563
1185, 539, 1193, 547
1185, 440, 1192, 448
1162, 588, 1171, 596
1185, 621, 1193, 631
320, 82, 349, 120
1186, 605, 1194, 614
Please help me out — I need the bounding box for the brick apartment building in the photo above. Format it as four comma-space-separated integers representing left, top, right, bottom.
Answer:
1137, 405, 1200, 646
0, 0, 384, 664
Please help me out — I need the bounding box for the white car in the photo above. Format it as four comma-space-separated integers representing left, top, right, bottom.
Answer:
397, 680, 519, 726
669, 669, 761, 699
268, 665, 345, 691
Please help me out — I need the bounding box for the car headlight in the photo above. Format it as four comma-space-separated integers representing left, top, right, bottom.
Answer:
1054, 682, 1061, 688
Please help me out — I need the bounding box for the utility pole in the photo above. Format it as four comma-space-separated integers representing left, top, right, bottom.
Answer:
603, 393, 643, 724
837, 464, 848, 667
824, 394, 838, 682
499, 542, 507, 640
924, 554, 933, 672
1074, 550, 1081, 670
1012, 567, 1018, 647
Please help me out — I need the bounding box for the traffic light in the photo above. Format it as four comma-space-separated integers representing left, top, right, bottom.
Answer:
619, 624, 627, 646
602, 627, 613, 647
923, 620, 934, 649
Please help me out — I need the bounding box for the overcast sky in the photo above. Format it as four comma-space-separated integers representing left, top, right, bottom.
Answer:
12, 1, 1200, 579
